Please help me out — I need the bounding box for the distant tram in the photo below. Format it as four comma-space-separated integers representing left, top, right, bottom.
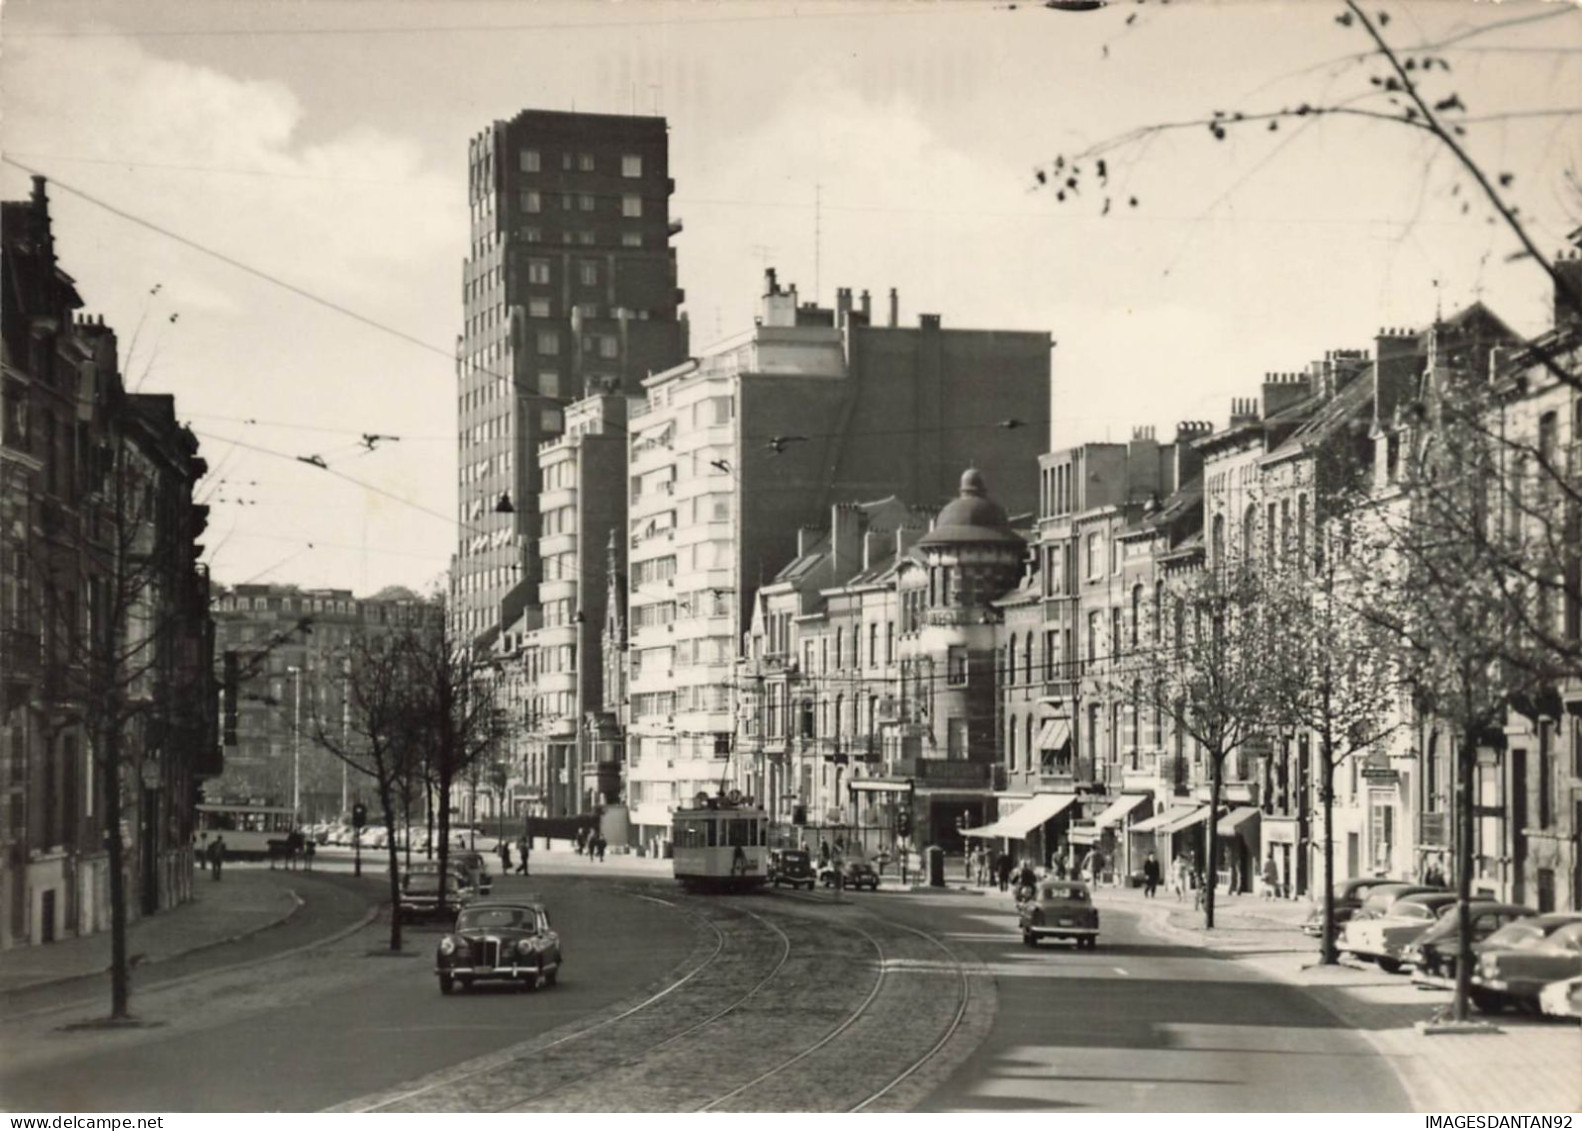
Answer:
195, 802, 297, 859
671, 792, 769, 891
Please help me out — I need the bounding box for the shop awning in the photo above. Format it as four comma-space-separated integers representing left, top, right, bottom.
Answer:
1130, 804, 1210, 836
1217, 806, 1261, 837
962, 792, 1078, 839
1036, 718, 1072, 751
1094, 792, 1152, 831
1068, 825, 1100, 845
848, 778, 913, 794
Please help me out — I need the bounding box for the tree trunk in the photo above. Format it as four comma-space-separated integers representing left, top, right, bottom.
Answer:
1319, 739, 1339, 964
379, 780, 403, 953
437, 771, 452, 921
102, 716, 130, 1019
1452, 720, 1477, 1022
1205, 753, 1223, 930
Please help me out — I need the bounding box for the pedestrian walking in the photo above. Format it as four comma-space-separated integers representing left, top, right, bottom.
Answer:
595, 833, 607, 862
208, 836, 226, 881
499, 839, 512, 873
1089, 849, 1105, 888
517, 835, 530, 875
1171, 854, 1190, 902
1142, 851, 1161, 898
1261, 853, 1280, 900
304, 839, 316, 871
996, 851, 1012, 892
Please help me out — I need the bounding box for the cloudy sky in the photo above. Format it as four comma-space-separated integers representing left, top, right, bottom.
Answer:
3, 0, 1578, 596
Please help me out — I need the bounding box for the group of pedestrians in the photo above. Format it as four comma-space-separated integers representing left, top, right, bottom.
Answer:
577, 828, 608, 861
497, 836, 531, 876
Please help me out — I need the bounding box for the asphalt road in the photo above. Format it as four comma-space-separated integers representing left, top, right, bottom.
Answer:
0, 869, 1412, 1112
0, 873, 695, 1112
880, 890, 1412, 1112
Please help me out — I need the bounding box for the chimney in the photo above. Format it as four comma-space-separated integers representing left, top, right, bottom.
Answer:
895, 525, 924, 558
1555, 247, 1582, 332
796, 525, 820, 557
1373, 327, 1420, 428
859, 289, 872, 320
1260, 371, 1312, 419
764, 267, 779, 296
918, 313, 941, 331
1228, 397, 1260, 427
831, 504, 863, 576
888, 287, 898, 328
836, 287, 852, 328
1127, 425, 1161, 502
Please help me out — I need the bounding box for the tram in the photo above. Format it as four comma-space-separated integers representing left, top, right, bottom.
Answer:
671, 792, 769, 892
194, 802, 297, 859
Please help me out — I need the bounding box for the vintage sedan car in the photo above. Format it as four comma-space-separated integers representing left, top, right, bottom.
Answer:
399, 865, 475, 923
1405, 902, 1534, 988
1346, 883, 1445, 925
1473, 917, 1582, 1013
1019, 880, 1099, 949
768, 848, 817, 890
1538, 973, 1582, 1021
1339, 891, 1459, 972
450, 850, 493, 896
435, 900, 561, 994
1301, 877, 1411, 938
822, 860, 879, 892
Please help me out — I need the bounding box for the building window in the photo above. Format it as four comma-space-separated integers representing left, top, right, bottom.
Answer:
579, 261, 599, 287
527, 258, 550, 284
522, 226, 542, 243
520, 149, 540, 172
1087, 610, 1100, 663
1086, 533, 1102, 579
868, 624, 878, 668
599, 335, 619, 359
621, 231, 643, 248
1008, 715, 1018, 773
578, 193, 595, 212
947, 646, 967, 686
622, 154, 642, 178
528, 298, 551, 317
537, 331, 559, 355
538, 371, 561, 398
622, 194, 643, 218
578, 153, 595, 172
520, 190, 542, 214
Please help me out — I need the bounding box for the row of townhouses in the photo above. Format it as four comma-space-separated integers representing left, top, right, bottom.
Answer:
488, 256, 1580, 916
1, 178, 215, 949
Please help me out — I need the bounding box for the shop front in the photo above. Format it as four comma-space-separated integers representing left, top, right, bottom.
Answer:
962, 791, 1079, 870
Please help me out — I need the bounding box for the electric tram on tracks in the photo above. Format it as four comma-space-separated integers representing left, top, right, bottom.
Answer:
671, 791, 769, 892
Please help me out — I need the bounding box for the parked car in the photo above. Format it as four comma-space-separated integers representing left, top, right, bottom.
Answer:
358, 826, 388, 850
1405, 901, 1534, 988
1473, 916, 1582, 1013
1340, 891, 1460, 972
1346, 883, 1444, 925
450, 850, 493, 896
1301, 877, 1411, 938
767, 848, 817, 890
435, 899, 561, 995
820, 859, 880, 891
1018, 880, 1099, 949
1538, 972, 1582, 1021
399, 864, 475, 923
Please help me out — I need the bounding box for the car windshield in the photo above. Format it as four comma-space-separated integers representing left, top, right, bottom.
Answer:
458, 907, 536, 932
406, 873, 455, 892
1392, 903, 1436, 921
1041, 885, 1087, 902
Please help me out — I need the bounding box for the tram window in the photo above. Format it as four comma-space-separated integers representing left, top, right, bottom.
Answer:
708, 820, 718, 847
726, 820, 754, 847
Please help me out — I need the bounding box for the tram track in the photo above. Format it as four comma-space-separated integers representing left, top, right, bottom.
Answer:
332, 884, 983, 1113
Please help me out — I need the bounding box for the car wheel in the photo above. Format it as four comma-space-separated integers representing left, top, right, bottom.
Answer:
438, 974, 455, 995
1377, 957, 1402, 975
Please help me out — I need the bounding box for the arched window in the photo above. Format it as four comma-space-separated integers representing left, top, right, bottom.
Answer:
1007, 714, 1018, 772
1152, 580, 1164, 641
1007, 636, 1018, 684
834, 693, 845, 738
835, 629, 845, 671
1026, 716, 1036, 772
1023, 634, 1034, 684
1130, 584, 1143, 647
1211, 513, 1226, 566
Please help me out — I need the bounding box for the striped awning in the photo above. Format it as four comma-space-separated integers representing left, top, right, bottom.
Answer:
962, 792, 1078, 839
1094, 793, 1152, 831
1036, 718, 1072, 752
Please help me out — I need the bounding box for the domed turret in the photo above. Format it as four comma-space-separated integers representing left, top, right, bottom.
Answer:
919, 469, 1022, 548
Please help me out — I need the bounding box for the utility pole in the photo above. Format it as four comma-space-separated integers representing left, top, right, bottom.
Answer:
289, 664, 303, 823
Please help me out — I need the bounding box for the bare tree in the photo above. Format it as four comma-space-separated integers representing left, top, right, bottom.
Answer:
1148, 566, 1275, 929
308, 632, 424, 953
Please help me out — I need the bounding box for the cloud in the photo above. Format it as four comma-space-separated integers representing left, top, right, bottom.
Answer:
1, 31, 458, 312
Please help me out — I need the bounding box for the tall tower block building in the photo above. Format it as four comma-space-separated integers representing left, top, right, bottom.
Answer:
457, 110, 686, 641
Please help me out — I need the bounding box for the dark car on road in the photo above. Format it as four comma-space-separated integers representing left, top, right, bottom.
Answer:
1473, 915, 1582, 1013
435, 899, 562, 994
1405, 901, 1534, 988
768, 848, 817, 890
821, 859, 880, 892
399, 865, 475, 923
1019, 880, 1099, 949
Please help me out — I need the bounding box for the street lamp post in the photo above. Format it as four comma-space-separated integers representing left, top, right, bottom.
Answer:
288, 665, 302, 825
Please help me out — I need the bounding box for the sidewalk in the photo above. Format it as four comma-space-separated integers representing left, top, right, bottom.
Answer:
0, 868, 303, 995
1104, 886, 1582, 1112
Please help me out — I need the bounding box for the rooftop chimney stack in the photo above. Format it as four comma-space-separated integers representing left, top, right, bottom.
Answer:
888, 287, 898, 328
1555, 246, 1582, 332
